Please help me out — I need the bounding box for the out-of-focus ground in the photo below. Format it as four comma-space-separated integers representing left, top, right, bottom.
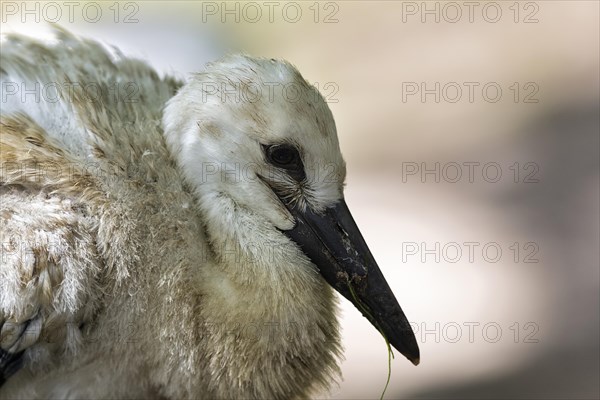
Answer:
1, 1, 598, 399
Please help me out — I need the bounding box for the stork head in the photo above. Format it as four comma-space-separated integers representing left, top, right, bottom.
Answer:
163, 55, 419, 365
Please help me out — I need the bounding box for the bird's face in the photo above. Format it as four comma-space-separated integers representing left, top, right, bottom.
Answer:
163, 55, 419, 365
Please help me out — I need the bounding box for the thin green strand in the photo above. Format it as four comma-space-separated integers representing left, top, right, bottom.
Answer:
346, 281, 394, 400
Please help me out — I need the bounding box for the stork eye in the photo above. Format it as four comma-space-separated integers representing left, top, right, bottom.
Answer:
262, 144, 306, 181
264, 144, 301, 169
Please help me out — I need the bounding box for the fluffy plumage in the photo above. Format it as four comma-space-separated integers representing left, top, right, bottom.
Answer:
0, 27, 346, 398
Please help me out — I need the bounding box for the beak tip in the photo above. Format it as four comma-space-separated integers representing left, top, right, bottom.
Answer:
396, 338, 420, 366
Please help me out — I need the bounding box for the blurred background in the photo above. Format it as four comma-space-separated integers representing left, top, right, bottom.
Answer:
2, 1, 598, 398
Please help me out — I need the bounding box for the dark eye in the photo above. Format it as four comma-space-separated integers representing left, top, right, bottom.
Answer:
262, 144, 306, 181
264, 144, 301, 169
270, 145, 298, 167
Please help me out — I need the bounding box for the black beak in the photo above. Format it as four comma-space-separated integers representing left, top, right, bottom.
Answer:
281, 199, 420, 365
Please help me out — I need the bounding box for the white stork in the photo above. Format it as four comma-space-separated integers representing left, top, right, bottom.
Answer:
0, 27, 418, 399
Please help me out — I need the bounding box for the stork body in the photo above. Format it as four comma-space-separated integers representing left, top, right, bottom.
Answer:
0, 28, 418, 399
